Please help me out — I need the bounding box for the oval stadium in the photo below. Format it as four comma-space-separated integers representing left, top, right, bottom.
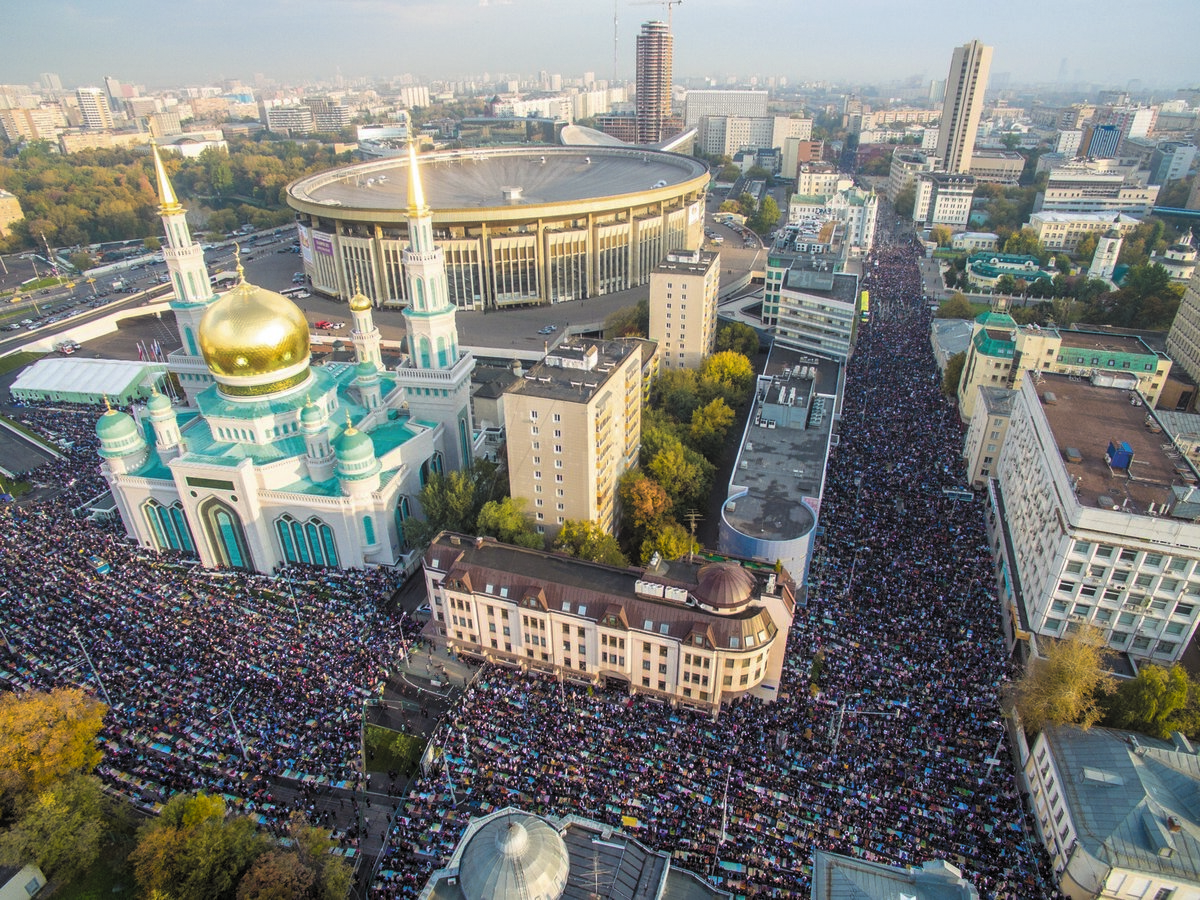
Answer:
286, 146, 709, 310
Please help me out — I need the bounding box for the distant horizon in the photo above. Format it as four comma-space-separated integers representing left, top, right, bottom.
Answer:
5, 0, 1198, 95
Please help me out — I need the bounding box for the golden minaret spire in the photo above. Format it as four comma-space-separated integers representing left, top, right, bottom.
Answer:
150, 140, 183, 215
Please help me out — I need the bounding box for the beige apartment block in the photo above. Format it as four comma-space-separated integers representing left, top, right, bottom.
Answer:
649, 249, 720, 371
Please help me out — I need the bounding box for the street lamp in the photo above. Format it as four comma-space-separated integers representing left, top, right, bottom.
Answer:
227, 687, 249, 760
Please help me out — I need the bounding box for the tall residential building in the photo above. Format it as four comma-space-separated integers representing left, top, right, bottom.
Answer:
503, 339, 647, 540
683, 89, 768, 126
75, 87, 114, 130
912, 172, 976, 229
989, 375, 1200, 667
762, 225, 859, 361
649, 249, 720, 371
1148, 141, 1197, 186
1082, 123, 1121, 158
39, 72, 62, 93
635, 21, 673, 144
103, 75, 123, 107
1167, 270, 1200, 387
935, 39, 993, 174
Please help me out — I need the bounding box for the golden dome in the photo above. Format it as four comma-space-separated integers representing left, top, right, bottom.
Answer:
199, 276, 311, 396
349, 289, 373, 312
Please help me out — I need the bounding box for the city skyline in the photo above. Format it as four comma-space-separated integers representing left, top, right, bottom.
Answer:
5, 0, 1198, 92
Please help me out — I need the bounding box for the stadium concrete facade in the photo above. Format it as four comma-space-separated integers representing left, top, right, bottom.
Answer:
286, 146, 709, 311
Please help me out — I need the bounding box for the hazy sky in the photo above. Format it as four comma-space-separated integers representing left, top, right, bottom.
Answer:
6, 0, 1198, 92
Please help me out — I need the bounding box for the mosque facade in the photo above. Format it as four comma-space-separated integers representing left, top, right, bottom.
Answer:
95, 143, 475, 574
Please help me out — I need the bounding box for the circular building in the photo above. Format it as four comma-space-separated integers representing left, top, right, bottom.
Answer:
286, 145, 709, 311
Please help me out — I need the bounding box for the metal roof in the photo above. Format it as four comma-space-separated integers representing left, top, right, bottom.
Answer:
811, 850, 980, 900
10, 358, 161, 398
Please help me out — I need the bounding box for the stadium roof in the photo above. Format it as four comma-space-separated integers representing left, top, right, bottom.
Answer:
288, 146, 708, 213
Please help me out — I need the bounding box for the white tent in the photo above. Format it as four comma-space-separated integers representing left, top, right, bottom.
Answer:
9, 358, 166, 405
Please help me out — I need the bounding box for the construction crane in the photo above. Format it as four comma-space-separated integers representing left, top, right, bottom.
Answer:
631, 0, 682, 30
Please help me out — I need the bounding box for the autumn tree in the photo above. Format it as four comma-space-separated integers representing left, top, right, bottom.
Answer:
647, 436, 714, 510
619, 471, 673, 540
1008, 625, 1115, 734
1074, 233, 1098, 267
475, 497, 543, 549
0, 687, 106, 806
688, 397, 736, 458
700, 351, 754, 400
936, 293, 974, 319
131, 792, 266, 900
237, 814, 350, 900
640, 520, 694, 564
0, 774, 110, 883
1003, 227, 1046, 262
554, 520, 627, 567
930, 224, 953, 248
1105, 663, 1199, 740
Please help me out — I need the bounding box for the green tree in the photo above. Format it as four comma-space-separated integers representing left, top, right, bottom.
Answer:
1003, 227, 1045, 261
715, 322, 760, 357
748, 196, 781, 234
131, 793, 266, 900
647, 439, 714, 510
653, 367, 702, 421
942, 351, 966, 398
404, 461, 501, 547
640, 520, 694, 564
68, 250, 94, 272
930, 224, 953, 248
1102, 261, 1183, 328
554, 520, 627, 567
476, 497, 543, 549
718, 199, 742, 214
936, 293, 974, 319
0, 687, 106, 806
995, 274, 1017, 295
688, 397, 735, 458
893, 184, 916, 219
1074, 233, 1098, 267
0, 774, 108, 882
602, 298, 648, 338
143, 235, 162, 252
717, 163, 741, 182
1054, 253, 1072, 274
1008, 625, 1115, 733
1106, 664, 1198, 740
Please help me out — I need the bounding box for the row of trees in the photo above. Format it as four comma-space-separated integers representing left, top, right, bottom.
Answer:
0, 136, 354, 253
0, 688, 351, 897
1011, 625, 1200, 741
719, 193, 781, 235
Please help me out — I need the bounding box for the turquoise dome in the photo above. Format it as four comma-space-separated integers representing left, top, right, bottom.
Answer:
355, 360, 377, 379
96, 409, 138, 441
147, 391, 172, 414
335, 426, 376, 463
301, 402, 323, 426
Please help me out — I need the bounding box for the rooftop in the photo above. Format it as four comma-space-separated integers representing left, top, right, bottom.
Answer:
653, 248, 719, 277
811, 850, 979, 900
503, 339, 639, 404
1044, 725, 1200, 886
1035, 374, 1200, 513
1058, 329, 1160, 358
723, 347, 838, 544
288, 146, 708, 213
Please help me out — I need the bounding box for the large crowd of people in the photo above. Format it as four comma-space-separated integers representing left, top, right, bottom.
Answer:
0, 241, 1065, 897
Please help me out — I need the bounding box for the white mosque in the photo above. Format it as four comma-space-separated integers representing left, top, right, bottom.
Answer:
95, 142, 475, 573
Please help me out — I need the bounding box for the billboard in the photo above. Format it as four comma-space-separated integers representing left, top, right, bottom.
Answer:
297, 224, 314, 264
313, 234, 335, 257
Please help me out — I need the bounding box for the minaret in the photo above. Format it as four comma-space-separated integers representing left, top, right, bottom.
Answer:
349, 285, 383, 370
154, 141, 218, 403
401, 141, 460, 370
301, 399, 336, 483
1088, 217, 1124, 283
146, 387, 183, 461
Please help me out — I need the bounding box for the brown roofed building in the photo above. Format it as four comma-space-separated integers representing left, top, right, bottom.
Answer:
423, 532, 797, 713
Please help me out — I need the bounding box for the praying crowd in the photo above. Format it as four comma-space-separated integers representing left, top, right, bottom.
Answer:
0, 242, 1065, 897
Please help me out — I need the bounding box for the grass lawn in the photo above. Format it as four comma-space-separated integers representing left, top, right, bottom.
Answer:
0, 351, 44, 376
365, 723, 426, 775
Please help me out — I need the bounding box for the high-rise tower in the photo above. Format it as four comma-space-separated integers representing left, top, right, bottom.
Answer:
935, 40, 992, 175
152, 142, 218, 402
75, 87, 114, 130
635, 21, 673, 145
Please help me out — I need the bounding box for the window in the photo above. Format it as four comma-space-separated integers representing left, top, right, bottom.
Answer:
1177, 603, 1196, 617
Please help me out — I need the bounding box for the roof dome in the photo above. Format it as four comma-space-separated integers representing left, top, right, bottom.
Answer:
335, 423, 376, 465
349, 289, 373, 312
355, 360, 378, 379
459, 812, 570, 900
198, 272, 311, 397
300, 401, 323, 426
696, 562, 756, 609
146, 390, 172, 414
96, 408, 138, 441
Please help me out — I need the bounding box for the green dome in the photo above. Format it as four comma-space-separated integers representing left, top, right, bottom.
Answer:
355, 360, 377, 378
147, 391, 172, 414
335, 426, 376, 463
301, 402, 323, 426
96, 409, 138, 441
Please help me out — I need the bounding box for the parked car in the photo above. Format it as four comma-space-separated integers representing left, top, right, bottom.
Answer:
314, 320, 333, 329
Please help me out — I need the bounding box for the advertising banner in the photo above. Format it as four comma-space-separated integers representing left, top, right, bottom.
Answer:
297, 224, 314, 264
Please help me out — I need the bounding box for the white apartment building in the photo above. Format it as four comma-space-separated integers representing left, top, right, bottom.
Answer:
1027, 212, 1141, 254
796, 164, 851, 198
913, 172, 975, 229
75, 87, 114, 130
422, 531, 798, 713
503, 339, 647, 541
1054, 129, 1083, 157
1021, 724, 1200, 900
683, 89, 768, 126
988, 375, 1200, 666
649, 249, 720, 371
789, 186, 878, 254
887, 149, 937, 202
1036, 162, 1160, 217
696, 115, 811, 159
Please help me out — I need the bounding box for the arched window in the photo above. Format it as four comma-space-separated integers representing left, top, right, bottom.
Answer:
363, 515, 376, 546
144, 499, 196, 554
458, 417, 470, 467
418, 336, 431, 368
276, 514, 339, 568
415, 278, 425, 310
395, 496, 411, 550
436, 336, 448, 368
184, 327, 198, 357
